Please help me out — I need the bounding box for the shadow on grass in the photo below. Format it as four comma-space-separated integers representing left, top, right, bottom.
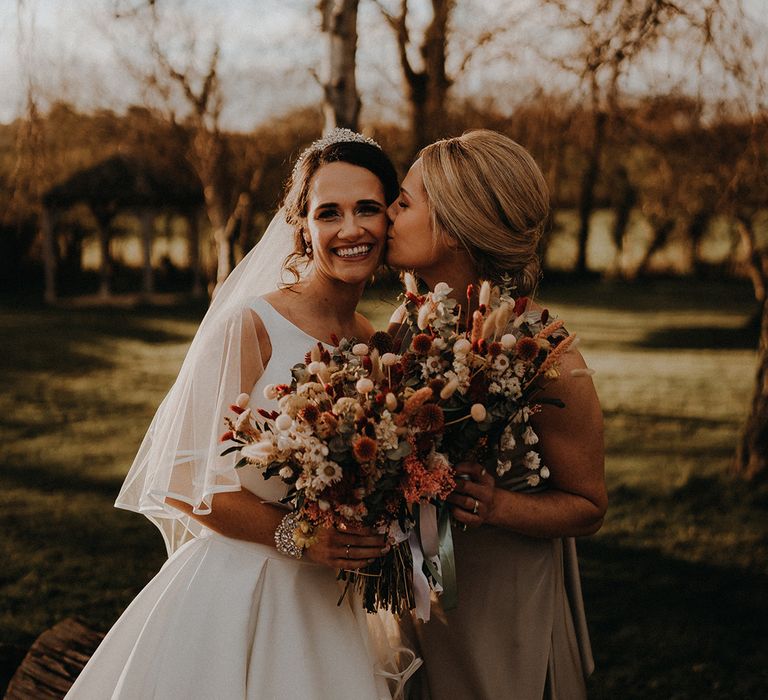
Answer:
0, 306, 200, 374
0, 461, 121, 500
639, 324, 758, 350
580, 537, 768, 699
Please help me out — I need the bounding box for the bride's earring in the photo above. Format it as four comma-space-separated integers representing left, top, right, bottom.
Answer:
303, 237, 313, 257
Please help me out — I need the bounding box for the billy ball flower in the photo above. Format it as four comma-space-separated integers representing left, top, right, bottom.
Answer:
471, 403, 487, 422
381, 352, 399, 367
356, 377, 374, 394
353, 436, 378, 463
501, 333, 516, 350
275, 413, 293, 431
515, 336, 539, 362
453, 338, 471, 355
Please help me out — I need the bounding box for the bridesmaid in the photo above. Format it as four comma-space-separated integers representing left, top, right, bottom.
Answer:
386, 129, 607, 700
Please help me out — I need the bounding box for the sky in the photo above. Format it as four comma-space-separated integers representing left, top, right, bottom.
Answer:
1, 0, 765, 130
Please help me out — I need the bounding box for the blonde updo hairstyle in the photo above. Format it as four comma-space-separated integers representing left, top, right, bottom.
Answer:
418, 129, 549, 296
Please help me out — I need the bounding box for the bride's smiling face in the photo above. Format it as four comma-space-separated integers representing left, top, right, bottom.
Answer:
304, 161, 389, 285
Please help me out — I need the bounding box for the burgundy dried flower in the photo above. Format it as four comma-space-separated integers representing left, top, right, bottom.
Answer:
415, 403, 445, 433
299, 405, 320, 423
516, 336, 539, 361
412, 333, 433, 354
353, 436, 378, 463
369, 331, 394, 355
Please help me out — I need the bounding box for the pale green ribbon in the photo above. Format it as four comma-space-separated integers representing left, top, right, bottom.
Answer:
414, 502, 458, 612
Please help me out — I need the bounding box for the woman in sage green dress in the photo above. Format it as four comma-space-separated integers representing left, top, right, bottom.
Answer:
385, 130, 607, 700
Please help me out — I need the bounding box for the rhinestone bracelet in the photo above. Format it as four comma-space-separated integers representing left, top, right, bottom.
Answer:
274, 511, 304, 559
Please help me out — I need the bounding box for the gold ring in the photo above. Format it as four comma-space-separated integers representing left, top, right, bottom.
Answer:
472, 499, 479, 515
345, 544, 351, 559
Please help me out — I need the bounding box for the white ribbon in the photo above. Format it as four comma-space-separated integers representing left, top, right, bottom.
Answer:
374, 646, 423, 700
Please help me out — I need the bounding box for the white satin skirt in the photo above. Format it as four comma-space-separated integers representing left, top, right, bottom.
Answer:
65, 532, 408, 699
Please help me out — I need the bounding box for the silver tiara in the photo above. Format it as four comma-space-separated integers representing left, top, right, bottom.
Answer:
292, 128, 381, 174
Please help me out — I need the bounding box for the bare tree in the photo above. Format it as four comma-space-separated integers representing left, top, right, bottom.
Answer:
373, 0, 455, 153
318, 0, 361, 133
730, 117, 768, 480
542, 0, 756, 275
112, 1, 263, 296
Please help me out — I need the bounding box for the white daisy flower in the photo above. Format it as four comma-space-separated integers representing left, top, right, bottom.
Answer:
524, 450, 541, 470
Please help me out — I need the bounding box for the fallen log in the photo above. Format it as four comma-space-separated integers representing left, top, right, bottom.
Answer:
4, 618, 104, 700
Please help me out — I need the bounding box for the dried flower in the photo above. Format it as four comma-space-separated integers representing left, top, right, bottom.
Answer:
470, 403, 487, 422
356, 377, 374, 394
479, 281, 491, 308
299, 405, 320, 423
515, 337, 539, 361
453, 338, 471, 355
369, 331, 394, 355
440, 377, 459, 399
415, 403, 445, 433
500, 333, 516, 350
275, 413, 293, 431
353, 436, 378, 462
381, 352, 399, 367
571, 368, 596, 377
412, 333, 433, 354
404, 271, 419, 295
352, 343, 369, 356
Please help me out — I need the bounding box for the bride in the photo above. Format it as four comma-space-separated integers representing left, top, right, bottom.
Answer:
65, 130, 412, 699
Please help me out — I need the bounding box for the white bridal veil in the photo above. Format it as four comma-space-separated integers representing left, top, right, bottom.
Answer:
115, 209, 299, 554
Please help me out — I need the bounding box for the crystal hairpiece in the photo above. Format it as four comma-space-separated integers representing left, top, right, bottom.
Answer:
292, 128, 381, 174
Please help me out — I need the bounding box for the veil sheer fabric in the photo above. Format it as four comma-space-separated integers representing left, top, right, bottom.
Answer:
116, 209, 304, 555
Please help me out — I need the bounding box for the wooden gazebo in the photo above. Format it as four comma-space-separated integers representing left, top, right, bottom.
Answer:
41, 154, 205, 302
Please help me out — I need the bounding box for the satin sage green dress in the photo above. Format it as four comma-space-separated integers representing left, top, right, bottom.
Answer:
395, 313, 595, 700
402, 488, 594, 699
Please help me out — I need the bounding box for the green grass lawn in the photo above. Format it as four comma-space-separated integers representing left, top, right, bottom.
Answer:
1, 278, 766, 697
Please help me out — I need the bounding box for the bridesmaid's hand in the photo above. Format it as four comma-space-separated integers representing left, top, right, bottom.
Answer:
302, 525, 390, 570
447, 461, 496, 528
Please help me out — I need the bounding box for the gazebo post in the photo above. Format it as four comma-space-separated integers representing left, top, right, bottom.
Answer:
139, 208, 155, 297
41, 207, 57, 304
94, 212, 112, 299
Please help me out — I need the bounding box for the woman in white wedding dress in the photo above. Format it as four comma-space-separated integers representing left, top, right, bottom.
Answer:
65, 131, 412, 700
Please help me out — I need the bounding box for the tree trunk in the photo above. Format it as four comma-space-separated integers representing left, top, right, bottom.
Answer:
634, 218, 675, 278
384, 0, 454, 155
211, 192, 251, 299
41, 207, 57, 304
319, 0, 361, 133
735, 215, 768, 480
736, 294, 768, 480
138, 209, 155, 297
575, 110, 607, 275
187, 209, 204, 298
608, 165, 636, 279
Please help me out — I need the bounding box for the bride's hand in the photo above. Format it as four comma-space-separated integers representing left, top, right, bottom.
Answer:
447, 461, 496, 528
302, 525, 390, 570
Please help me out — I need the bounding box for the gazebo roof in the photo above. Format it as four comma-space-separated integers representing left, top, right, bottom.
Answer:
43, 154, 203, 212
